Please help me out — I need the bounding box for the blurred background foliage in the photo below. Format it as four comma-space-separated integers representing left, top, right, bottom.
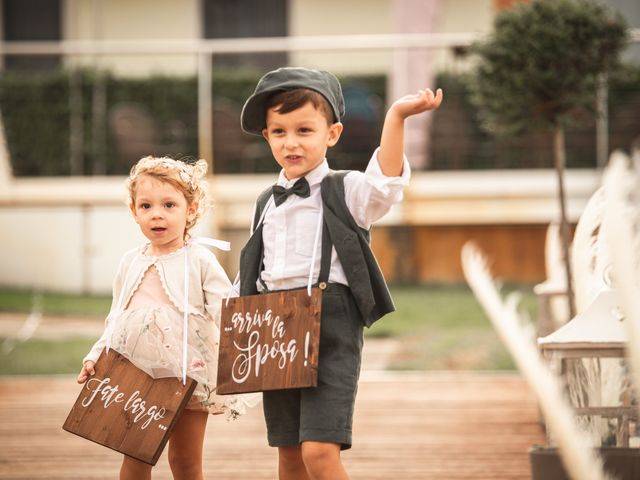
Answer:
468, 0, 629, 136
0, 69, 385, 176
431, 64, 640, 169
1, 65, 640, 176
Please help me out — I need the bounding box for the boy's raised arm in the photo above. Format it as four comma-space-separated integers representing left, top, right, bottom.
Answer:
378, 88, 443, 177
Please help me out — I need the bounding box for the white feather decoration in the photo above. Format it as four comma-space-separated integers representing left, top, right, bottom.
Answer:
461, 242, 610, 480
602, 150, 640, 422
572, 187, 607, 313
546, 222, 571, 326
567, 183, 626, 446
534, 222, 569, 330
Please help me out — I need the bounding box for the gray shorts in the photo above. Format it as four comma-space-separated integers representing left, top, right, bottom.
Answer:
262, 283, 364, 450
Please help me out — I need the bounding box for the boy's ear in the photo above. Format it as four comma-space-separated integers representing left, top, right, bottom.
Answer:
327, 122, 343, 147
261, 128, 269, 141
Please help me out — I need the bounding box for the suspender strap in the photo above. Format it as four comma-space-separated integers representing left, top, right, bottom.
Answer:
317, 219, 332, 286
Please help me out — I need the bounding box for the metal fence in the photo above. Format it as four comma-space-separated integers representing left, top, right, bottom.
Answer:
1, 31, 639, 176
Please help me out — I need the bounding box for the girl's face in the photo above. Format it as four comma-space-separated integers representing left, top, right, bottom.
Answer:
130, 175, 197, 256
262, 101, 343, 180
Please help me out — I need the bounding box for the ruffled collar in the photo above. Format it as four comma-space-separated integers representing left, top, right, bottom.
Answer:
139, 243, 186, 261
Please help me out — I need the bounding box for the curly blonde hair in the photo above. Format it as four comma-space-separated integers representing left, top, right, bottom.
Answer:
126, 156, 209, 238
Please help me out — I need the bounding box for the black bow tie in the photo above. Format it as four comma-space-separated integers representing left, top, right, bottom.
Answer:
272, 177, 310, 207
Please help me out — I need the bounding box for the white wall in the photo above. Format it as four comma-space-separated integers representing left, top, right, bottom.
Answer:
3, 207, 84, 292
0, 170, 602, 294
54, 0, 497, 80
64, 0, 200, 76
439, 0, 494, 34
62, 0, 399, 77
0, 202, 231, 294
1, 205, 142, 294
289, 0, 393, 74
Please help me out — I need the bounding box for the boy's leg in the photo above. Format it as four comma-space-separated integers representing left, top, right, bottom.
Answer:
265, 285, 362, 479
298, 285, 364, 448
168, 409, 208, 480
263, 387, 302, 447
263, 388, 305, 479
301, 441, 349, 480
120, 455, 151, 480
278, 445, 311, 480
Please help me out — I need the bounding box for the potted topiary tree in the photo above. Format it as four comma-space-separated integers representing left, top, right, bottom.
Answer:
468, 0, 628, 320
468, 1, 633, 478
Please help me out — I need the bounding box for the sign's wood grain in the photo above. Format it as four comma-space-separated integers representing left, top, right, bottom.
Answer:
63, 350, 197, 465
217, 288, 322, 394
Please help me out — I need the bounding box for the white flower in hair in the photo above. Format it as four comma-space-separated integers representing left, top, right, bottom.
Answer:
153, 157, 195, 189
178, 168, 191, 186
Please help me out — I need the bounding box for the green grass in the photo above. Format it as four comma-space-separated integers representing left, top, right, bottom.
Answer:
0, 289, 111, 318
0, 337, 96, 375
368, 283, 537, 370
0, 283, 538, 375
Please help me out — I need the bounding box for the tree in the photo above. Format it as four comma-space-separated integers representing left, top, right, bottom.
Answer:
468, 0, 628, 318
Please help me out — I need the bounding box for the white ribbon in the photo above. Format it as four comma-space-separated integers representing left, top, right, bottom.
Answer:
181, 236, 231, 384
182, 245, 189, 384
224, 195, 322, 301
105, 238, 231, 386
225, 272, 240, 307
105, 262, 131, 355
307, 207, 324, 296
225, 198, 275, 306
190, 236, 231, 252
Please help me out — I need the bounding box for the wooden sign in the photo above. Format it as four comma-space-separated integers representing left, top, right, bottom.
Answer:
217, 287, 322, 394
63, 350, 197, 465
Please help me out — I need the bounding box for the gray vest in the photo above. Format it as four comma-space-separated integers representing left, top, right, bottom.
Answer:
239, 170, 395, 327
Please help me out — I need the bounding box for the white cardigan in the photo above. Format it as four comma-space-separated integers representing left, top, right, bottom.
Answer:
84, 241, 231, 365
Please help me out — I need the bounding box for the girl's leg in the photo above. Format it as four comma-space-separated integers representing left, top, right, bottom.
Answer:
301, 441, 349, 480
278, 446, 310, 480
120, 455, 152, 480
168, 409, 208, 480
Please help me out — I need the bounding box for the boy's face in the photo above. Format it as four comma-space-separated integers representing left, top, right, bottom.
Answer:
262, 101, 343, 180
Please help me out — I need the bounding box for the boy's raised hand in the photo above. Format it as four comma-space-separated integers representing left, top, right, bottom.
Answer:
378, 86, 444, 176
389, 88, 443, 119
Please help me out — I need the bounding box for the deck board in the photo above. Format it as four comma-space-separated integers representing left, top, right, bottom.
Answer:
0, 371, 544, 479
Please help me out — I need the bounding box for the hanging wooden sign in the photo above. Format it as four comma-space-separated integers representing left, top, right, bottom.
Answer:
63, 350, 197, 465
217, 287, 322, 395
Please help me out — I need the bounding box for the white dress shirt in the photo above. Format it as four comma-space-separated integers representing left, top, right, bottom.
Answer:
258, 147, 410, 291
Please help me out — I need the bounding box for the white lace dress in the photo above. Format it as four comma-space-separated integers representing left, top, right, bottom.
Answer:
84, 243, 258, 418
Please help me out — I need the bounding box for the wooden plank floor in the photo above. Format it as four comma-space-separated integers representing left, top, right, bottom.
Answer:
0, 371, 544, 479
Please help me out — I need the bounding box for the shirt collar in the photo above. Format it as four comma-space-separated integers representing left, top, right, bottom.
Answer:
278, 159, 329, 188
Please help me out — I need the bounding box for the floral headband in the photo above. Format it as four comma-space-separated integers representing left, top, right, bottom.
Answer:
129, 156, 208, 191
127, 156, 210, 236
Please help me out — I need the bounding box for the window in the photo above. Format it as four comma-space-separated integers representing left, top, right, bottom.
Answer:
202, 0, 288, 69
2, 0, 62, 71
1, 0, 62, 70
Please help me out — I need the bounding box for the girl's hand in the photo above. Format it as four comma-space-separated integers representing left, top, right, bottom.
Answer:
77, 361, 95, 384
389, 88, 443, 120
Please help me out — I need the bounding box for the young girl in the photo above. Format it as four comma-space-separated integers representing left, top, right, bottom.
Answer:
77, 156, 255, 480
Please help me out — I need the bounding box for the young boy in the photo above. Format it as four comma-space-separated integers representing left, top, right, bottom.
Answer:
238, 66, 443, 480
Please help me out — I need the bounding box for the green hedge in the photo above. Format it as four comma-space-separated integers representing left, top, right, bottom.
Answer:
0, 69, 386, 176
0, 70, 73, 176
3, 66, 637, 175
430, 65, 640, 169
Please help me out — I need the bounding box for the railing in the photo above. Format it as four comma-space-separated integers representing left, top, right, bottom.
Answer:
1, 32, 638, 292
1, 30, 637, 177
0, 33, 478, 177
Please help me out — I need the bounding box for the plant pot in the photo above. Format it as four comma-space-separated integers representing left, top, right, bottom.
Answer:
530, 446, 640, 480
